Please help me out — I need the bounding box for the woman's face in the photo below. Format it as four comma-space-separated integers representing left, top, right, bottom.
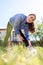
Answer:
27, 15, 36, 23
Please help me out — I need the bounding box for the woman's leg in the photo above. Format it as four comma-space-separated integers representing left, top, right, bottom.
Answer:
3, 22, 13, 47
19, 30, 28, 46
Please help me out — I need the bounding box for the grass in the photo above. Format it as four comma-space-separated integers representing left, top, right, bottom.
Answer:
0, 44, 43, 65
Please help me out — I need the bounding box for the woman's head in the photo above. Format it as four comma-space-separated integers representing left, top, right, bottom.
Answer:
26, 13, 36, 33
26, 14, 36, 23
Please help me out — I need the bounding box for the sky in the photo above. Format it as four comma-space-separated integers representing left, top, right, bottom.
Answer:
0, 0, 43, 28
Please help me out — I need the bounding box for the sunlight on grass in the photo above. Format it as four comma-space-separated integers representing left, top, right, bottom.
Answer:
0, 44, 43, 65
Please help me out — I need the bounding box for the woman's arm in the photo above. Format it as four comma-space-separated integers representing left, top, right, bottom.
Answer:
24, 27, 32, 47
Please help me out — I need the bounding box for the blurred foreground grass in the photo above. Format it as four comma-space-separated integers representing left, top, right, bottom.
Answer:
0, 44, 43, 65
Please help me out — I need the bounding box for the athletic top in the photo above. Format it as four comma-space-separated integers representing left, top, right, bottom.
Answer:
9, 14, 30, 40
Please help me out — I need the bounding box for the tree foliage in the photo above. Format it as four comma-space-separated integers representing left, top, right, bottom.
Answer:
31, 20, 43, 46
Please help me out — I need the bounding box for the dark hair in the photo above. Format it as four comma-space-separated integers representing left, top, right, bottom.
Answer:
29, 13, 36, 17
28, 22, 36, 33
29, 14, 36, 19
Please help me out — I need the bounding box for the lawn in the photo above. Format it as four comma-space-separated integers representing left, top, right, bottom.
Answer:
0, 44, 43, 65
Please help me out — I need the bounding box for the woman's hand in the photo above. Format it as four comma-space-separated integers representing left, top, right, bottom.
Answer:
18, 34, 24, 42
27, 40, 32, 46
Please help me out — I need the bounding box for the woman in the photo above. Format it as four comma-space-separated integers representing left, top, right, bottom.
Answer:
3, 13, 36, 48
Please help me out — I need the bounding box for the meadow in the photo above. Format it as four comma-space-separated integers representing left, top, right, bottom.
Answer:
0, 44, 43, 65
